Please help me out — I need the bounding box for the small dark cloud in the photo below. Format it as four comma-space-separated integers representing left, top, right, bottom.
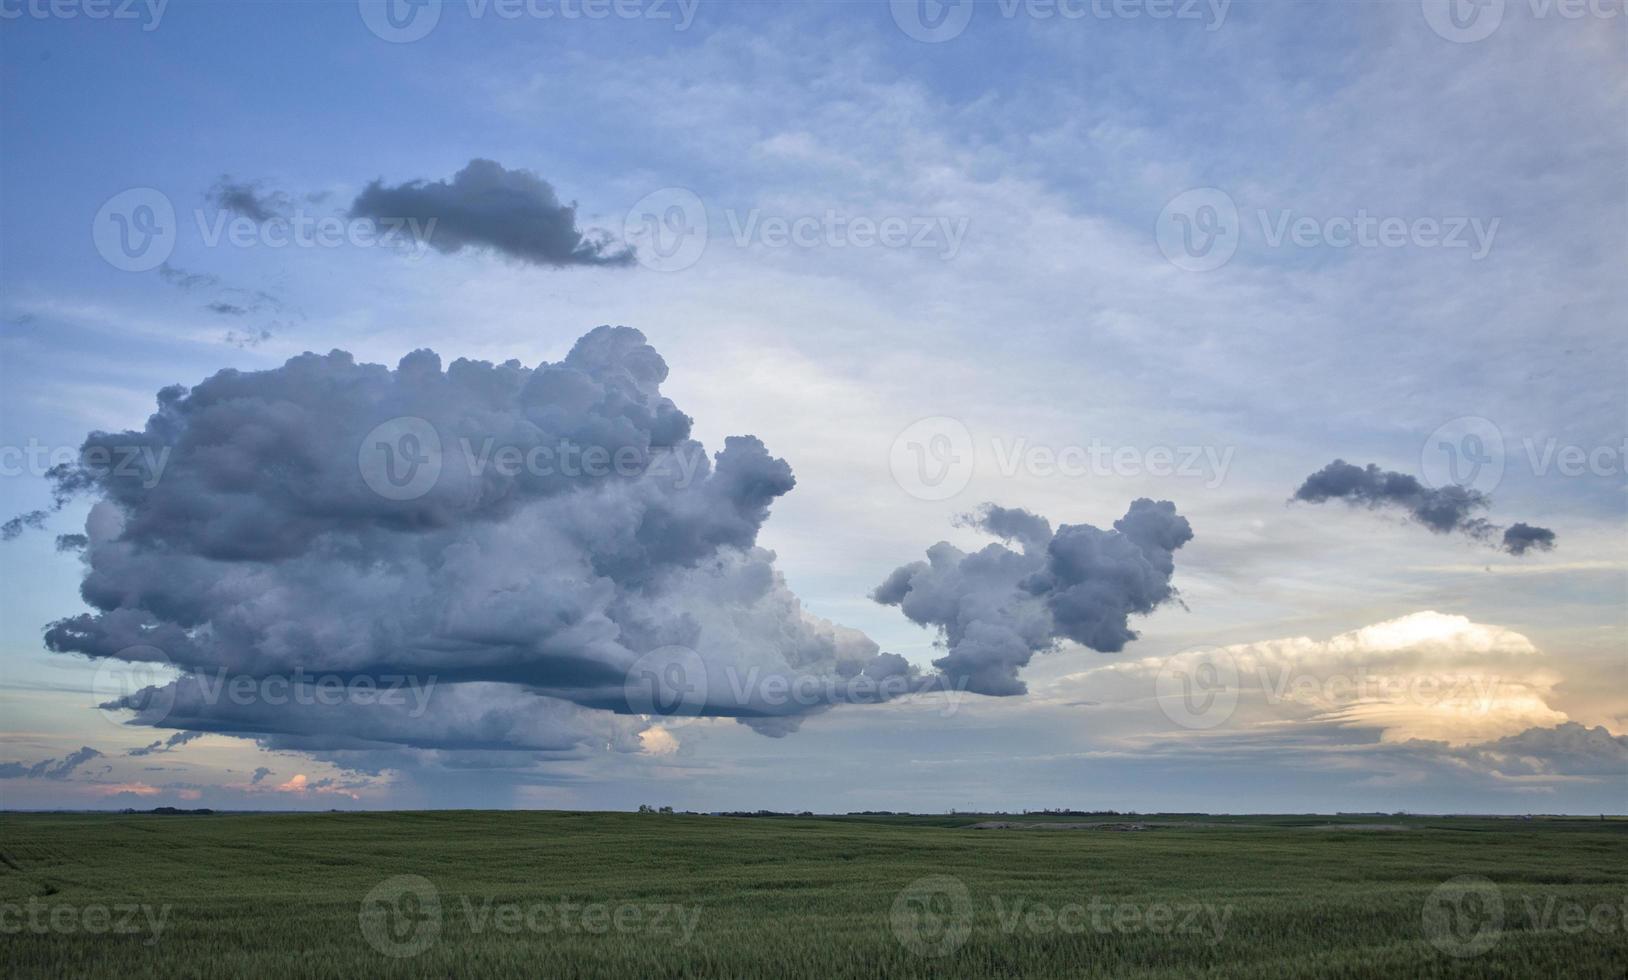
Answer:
348, 158, 634, 268
206, 301, 248, 317
207, 176, 291, 224
126, 731, 204, 757
224, 328, 273, 349
157, 262, 219, 292
1293, 460, 1491, 535
2, 510, 49, 541
56, 533, 88, 552
250, 766, 274, 785
0, 746, 103, 780
1292, 459, 1555, 555
1502, 522, 1557, 556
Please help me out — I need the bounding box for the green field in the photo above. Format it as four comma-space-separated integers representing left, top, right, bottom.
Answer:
2, 810, 1624, 978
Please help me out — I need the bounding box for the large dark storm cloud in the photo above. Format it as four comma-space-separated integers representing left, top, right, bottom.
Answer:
40, 327, 921, 768
349, 159, 634, 268
1293, 460, 1555, 555
872, 501, 1193, 696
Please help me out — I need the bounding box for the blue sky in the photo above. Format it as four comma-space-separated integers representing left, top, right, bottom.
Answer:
1, 0, 1623, 813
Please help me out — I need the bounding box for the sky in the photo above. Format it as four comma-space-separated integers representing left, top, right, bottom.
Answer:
0, 0, 1623, 814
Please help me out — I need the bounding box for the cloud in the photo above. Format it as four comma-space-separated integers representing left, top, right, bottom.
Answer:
1446, 722, 1628, 777
1501, 522, 1557, 556
0, 746, 103, 780
206, 176, 291, 224
126, 731, 204, 757
348, 159, 634, 268
40, 326, 924, 771
1072, 611, 1569, 746
1292, 460, 1556, 555
249, 766, 273, 784
1, 510, 49, 541
157, 263, 218, 292
873, 501, 1192, 696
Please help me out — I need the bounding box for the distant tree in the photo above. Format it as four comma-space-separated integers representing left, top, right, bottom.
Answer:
638, 804, 655, 814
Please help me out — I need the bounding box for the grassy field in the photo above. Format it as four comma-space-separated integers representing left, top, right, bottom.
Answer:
2, 810, 1624, 978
